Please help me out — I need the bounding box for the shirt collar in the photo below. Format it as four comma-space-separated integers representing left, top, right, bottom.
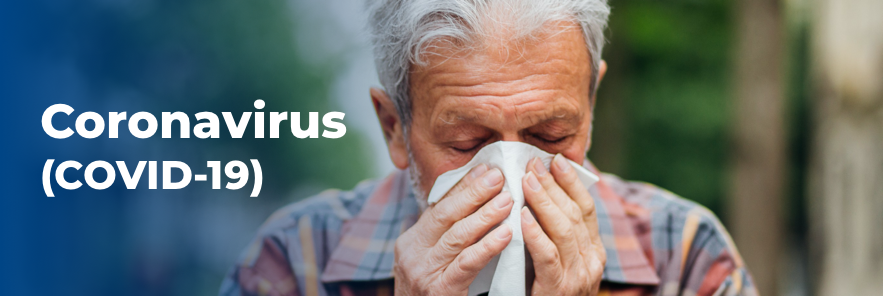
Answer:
321, 162, 659, 286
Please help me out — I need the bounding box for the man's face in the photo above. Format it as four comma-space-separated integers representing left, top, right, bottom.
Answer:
405, 23, 596, 199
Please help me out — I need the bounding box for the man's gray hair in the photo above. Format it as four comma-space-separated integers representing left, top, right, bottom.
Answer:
365, 0, 610, 125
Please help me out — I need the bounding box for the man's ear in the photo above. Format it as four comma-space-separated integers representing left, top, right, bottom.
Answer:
590, 60, 608, 107
585, 60, 606, 153
598, 60, 607, 83
371, 87, 410, 170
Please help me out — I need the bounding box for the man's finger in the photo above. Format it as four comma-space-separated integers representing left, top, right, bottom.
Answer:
527, 157, 581, 222
444, 224, 512, 286
431, 191, 513, 263
528, 157, 596, 261
419, 166, 504, 242
521, 207, 562, 281
443, 164, 489, 201
522, 171, 580, 259
549, 154, 594, 219
549, 154, 602, 246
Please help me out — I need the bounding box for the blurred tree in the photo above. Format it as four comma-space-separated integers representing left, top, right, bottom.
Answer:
730, 0, 786, 295
591, 0, 733, 215
809, 0, 883, 294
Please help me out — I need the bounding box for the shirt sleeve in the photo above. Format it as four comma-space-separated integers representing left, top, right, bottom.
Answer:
711, 267, 758, 296
678, 208, 759, 296
219, 205, 311, 296
219, 235, 301, 296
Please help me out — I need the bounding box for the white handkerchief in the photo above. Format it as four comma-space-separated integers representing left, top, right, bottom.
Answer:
426, 141, 599, 296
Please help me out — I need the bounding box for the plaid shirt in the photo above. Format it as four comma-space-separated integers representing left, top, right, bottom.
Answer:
220, 162, 757, 296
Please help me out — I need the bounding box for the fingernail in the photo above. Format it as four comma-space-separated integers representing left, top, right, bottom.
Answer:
521, 207, 534, 224
483, 169, 503, 187
525, 171, 541, 191
554, 154, 570, 173
532, 157, 547, 176
495, 225, 511, 240
494, 192, 512, 208
471, 164, 489, 179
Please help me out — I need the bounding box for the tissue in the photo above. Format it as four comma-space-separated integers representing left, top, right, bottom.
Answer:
426, 141, 599, 296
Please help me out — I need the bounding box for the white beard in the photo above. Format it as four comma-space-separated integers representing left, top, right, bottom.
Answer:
407, 149, 429, 212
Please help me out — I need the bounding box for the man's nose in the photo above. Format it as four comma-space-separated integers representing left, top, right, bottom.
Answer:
499, 132, 525, 143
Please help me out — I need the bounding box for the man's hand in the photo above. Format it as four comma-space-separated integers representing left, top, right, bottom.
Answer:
522, 154, 606, 296
394, 165, 514, 295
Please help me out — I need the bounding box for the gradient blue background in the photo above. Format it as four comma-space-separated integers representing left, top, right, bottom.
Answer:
0, 1, 378, 294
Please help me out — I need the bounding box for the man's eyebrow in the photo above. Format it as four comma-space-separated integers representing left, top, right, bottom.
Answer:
435, 103, 583, 128
436, 110, 483, 125
545, 110, 582, 123
524, 106, 584, 129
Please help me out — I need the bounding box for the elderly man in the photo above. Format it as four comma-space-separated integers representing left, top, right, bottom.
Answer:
221, 0, 756, 295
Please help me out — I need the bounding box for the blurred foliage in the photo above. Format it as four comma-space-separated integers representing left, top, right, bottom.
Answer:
590, 0, 733, 215
67, 0, 372, 197
591, 0, 810, 228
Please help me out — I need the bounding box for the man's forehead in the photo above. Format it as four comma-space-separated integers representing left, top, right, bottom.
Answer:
410, 23, 590, 78
405, 21, 593, 136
